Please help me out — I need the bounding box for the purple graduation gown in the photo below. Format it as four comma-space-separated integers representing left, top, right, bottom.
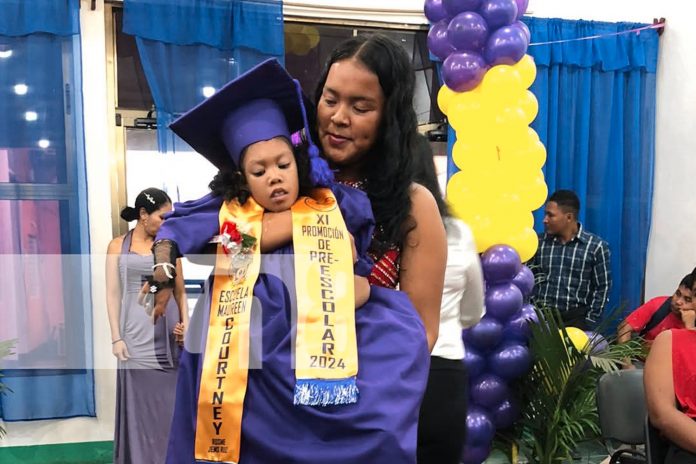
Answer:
158, 185, 429, 464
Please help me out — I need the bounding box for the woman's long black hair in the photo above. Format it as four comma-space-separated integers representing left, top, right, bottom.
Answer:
208, 142, 314, 204
313, 34, 420, 252
412, 133, 449, 220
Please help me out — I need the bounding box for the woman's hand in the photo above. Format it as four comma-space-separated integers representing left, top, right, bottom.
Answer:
349, 233, 358, 264
112, 340, 130, 361
173, 322, 186, 346
354, 275, 370, 309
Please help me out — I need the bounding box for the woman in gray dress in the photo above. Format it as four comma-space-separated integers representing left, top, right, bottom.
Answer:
106, 188, 188, 464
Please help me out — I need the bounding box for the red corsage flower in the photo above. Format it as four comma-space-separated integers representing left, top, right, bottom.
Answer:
222, 222, 242, 244
217, 221, 257, 256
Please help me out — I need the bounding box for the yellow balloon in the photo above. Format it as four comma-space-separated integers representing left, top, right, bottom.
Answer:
468, 215, 498, 253
518, 171, 548, 211
293, 33, 313, 56
301, 25, 320, 49
494, 106, 528, 134
506, 226, 539, 262
448, 92, 489, 132
517, 91, 539, 125
448, 165, 497, 197
497, 126, 540, 156
284, 31, 298, 55
446, 171, 497, 218
512, 54, 537, 89
480, 65, 524, 102
506, 139, 546, 175
562, 327, 590, 352
437, 85, 457, 115
451, 140, 498, 172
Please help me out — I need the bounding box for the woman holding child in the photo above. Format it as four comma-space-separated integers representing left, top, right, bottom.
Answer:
152, 34, 446, 464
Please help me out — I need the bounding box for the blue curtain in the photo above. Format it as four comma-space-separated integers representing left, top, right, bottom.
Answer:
123, 0, 284, 156
522, 18, 659, 324
0, 0, 95, 420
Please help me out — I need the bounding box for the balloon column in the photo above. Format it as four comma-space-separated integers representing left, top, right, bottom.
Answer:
425, 0, 547, 263
424, 2, 547, 461
462, 245, 536, 463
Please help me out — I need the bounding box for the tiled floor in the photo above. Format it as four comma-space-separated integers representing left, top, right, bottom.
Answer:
483, 441, 611, 464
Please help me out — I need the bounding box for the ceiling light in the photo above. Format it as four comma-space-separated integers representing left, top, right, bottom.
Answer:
14, 84, 28, 95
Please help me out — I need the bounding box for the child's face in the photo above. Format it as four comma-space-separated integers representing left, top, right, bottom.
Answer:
241, 137, 300, 212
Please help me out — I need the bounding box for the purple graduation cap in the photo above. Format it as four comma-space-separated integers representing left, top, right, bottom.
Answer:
169, 58, 333, 187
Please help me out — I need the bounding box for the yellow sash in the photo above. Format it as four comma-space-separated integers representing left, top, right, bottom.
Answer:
195, 188, 358, 462
195, 197, 263, 463
291, 188, 358, 405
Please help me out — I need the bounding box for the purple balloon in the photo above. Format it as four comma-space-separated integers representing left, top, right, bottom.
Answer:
515, 0, 529, 19
492, 398, 520, 429
520, 303, 538, 323
484, 23, 529, 66
481, 245, 522, 285
442, 51, 487, 92
462, 445, 491, 464
428, 20, 456, 61
464, 315, 503, 352
424, 0, 450, 23
516, 20, 531, 41
466, 407, 496, 446
463, 346, 487, 378
488, 342, 532, 380
471, 373, 510, 408
511, 265, 534, 298
503, 308, 532, 341
479, 0, 518, 30
486, 282, 524, 321
585, 331, 609, 354
443, 0, 482, 17
447, 12, 489, 52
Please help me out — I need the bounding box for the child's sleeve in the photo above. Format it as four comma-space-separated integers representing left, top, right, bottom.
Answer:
156, 192, 223, 256
332, 185, 375, 278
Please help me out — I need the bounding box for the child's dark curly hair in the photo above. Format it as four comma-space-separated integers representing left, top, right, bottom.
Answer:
209, 143, 314, 204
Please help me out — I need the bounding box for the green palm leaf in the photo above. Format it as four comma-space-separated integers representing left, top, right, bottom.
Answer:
496, 306, 644, 464
0, 339, 17, 439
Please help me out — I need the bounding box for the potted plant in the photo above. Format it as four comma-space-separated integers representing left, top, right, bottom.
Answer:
0, 339, 16, 439
495, 306, 645, 463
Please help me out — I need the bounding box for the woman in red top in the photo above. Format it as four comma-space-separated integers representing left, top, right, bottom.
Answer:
644, 299, 696, 464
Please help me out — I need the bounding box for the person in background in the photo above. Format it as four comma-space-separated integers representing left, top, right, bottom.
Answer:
529, 189, 611, 330
105, 187, 187, 464
412, 134, 486, 464
618, 273, 694, 356
644, 293, 696, 464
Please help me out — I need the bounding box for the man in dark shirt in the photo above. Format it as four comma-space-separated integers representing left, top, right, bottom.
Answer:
529, 190, 611, 330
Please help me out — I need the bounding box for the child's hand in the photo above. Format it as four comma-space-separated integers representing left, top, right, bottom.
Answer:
173, 322, 186, 346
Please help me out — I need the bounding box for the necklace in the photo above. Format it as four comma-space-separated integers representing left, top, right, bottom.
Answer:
336, 178, 367, 191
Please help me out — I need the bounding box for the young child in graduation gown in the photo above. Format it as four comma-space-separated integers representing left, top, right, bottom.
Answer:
147, 59, 429, 464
